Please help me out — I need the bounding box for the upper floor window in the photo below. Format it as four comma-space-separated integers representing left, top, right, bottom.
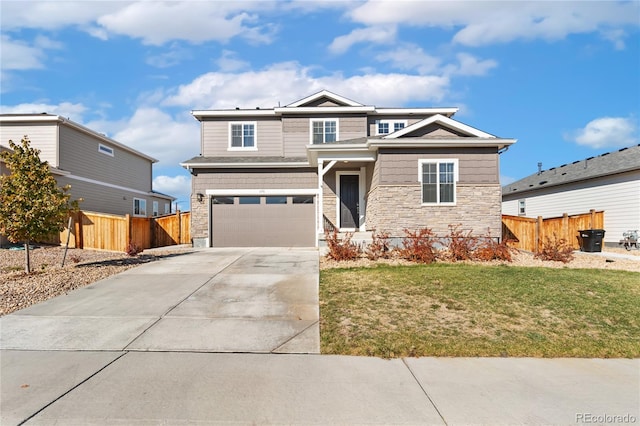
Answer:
133, 198, 147, 217
419, 159, 458, 205
376, 120, 407, 135
153, 201, 159, 217
229, 122, 256, 149
518, 200, 526, 216
98, 143, 114, 157
311, 119, 338, 144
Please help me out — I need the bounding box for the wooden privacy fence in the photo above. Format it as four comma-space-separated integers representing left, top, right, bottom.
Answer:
502, 209, 604, 252
47, 210, 191, 252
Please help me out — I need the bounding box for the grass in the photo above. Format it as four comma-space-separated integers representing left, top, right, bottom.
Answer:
320, 264, 640, 358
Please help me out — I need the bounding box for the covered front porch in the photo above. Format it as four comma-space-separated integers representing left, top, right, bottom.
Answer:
310, 143, 377, 239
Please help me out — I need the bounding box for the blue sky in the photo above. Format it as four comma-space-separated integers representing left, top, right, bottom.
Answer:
1, 1, 638, 211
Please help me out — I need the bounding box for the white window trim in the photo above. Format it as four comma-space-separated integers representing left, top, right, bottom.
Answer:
98, 143, 114, 157
518, 200, 526, 216
309, 118, 339, 144
418, 159, 459, 206
164, 203, 170, 214
133, 198, 147, 217
153, 201, 159, 216
228, 121, 258, 151
375, 119, 408, 135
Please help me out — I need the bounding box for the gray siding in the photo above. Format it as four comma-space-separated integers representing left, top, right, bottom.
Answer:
406, 124, 466, 138
0, 122, 59, 166
378, 148, 499, 185
58, 125, 152, 192
56, 175, 161, 217
283, 115, 367, 156
201, 117, 283, 157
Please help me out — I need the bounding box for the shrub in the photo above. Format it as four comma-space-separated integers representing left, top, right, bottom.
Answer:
365, 229, 392, 260
325, 229, 362, 261
443, 224, 477, 262
126, 241, 142, 257
398, 228, 439, 264
535, 234, 575, 263
475, 234, 515, 262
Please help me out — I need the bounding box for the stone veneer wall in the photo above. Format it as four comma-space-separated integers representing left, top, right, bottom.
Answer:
366, 183, 503, 238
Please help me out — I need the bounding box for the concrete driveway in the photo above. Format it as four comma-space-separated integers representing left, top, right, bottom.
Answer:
2, 247, 638, 425
1, 247, 320, 354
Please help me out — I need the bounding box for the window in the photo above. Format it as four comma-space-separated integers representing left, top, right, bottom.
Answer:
152, 201, 159, 216
98, 143, 114, 157
266, 196, 287, 204
212, 196, 234, 205
376, 120, 407, 135
292, 195, 314, 204
164, 203, 170, 214
229, 122, 256, 149
419, 159, 458, 205
133, 198, 147, 216
311, 119, 338, 144
518, 200, 526, 216
238, 196, 260, 204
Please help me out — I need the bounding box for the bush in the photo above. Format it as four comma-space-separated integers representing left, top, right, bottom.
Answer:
325, 229, 362, 261
126, 241, 142, 257
535, 234, 575, 263
443, 224, 477, 262
365, 229, 392, 260
475, 234, 515, 262
398, 228, 439, 264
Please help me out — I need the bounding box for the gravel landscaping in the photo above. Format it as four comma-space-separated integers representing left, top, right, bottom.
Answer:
0, 244, 193, 316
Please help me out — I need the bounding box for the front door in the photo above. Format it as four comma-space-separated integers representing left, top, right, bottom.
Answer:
339, 175, 359, 229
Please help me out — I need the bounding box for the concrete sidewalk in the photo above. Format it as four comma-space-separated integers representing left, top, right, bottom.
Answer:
1, 248, 638, 425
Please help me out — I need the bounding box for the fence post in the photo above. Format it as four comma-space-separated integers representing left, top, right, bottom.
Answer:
74, 211, 84, 249
177, 210, 181, 245
589, 209, 596, 229
536, 216, 543, 253
562, 213, 569, 243
125, 214, 131, 251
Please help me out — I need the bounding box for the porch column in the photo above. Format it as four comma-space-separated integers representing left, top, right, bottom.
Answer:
317, 159, 337, 236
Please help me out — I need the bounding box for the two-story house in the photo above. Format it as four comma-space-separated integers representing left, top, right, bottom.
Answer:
0, 114, 175, 220
181, 90, 516, 247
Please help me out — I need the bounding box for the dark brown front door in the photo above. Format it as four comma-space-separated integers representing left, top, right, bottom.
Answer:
340, 175, 359, 228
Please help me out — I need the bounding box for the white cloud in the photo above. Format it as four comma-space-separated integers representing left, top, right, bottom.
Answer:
446, 53, 498, 77
87, 108, 200, 167
96, 2, 274, 45
162, 62, 451, 109
146, 44, 193, 68
1, 35, 46, 70
153, 174, 191, 206
216, 50, 250, 72
328, 26, 397, 54
347, 1, 639, 49
374, 44, 442, 74
570, 116, 638, 149
0, 1, 120, 31
0, 102, 87, 120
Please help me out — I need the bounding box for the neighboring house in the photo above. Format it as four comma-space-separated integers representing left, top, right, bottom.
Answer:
181, 90, 516, 247
0, 114, 175, 219
502, 145, 640, 246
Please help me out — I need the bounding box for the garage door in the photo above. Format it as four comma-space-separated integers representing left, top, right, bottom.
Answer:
211, 195, 316, 247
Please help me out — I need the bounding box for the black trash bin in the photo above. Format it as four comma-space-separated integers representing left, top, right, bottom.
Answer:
578, 229, 605, 252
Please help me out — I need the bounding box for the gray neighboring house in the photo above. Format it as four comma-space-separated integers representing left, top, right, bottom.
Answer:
502, 144, 640, 246
0, 114, 175, 222
181, 90, 516, 247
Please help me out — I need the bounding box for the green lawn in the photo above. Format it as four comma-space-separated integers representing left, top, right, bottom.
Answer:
320, 264, 640, 358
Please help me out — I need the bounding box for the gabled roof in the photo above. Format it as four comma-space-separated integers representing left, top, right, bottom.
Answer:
502, 144, 640, 196
384, 114, 495, 139
286, 90, 363, 107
